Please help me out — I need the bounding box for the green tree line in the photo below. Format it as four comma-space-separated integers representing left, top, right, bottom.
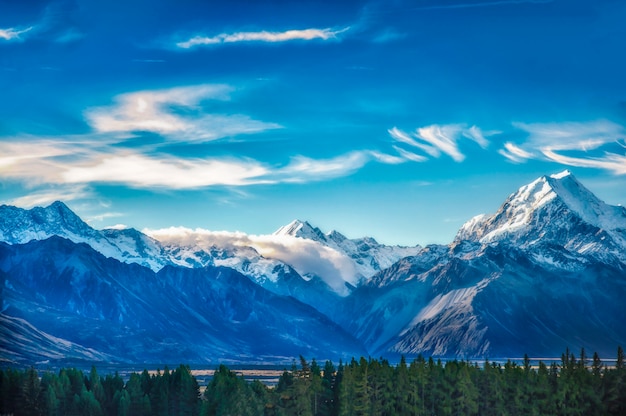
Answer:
1, 347, 625, 415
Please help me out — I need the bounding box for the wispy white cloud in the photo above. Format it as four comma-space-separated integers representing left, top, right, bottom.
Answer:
0, 26, 33, 41
389, 124, 495, 162
5, 185, 92, 208
513, 120, 623, 151
501, 120, 626, 174
416, 125, 467, 161
499, 142, 533, 162
85, 84, 281, 141
62, 152, 272, 189
370, 150, 411, 164
0, 81, 505, 205
541, 150, 626, 175
277, 152, 370, 183
0, 139, 84, 185
0, 140, 385, 191
388, 126, 422, 148
177, 27, 350, 49
392, 146, 428, 162
462, 125, 492, 148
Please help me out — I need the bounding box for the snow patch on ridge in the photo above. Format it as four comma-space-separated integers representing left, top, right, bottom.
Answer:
405, 286, 477, 330
400, 278, 491, 337
480, 176, 557, 242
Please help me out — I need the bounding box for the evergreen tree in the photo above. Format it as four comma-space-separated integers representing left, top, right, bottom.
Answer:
452, 362, 478, 416
292, 356, 314, 416
337, 360, 356, 416
78, 387, 104, 416
203, 364, 258, 416
21, 367, 42, 416
126, 372, 149, 416
150, 369, 170, 416
605, 346, 626, 415
175, 365, 200, 416
319, 360, 336, 416
101, 372, 125, 416
534, 361, 557, 415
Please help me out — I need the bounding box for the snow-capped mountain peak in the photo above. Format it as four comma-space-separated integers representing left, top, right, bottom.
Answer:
273, 219, 328, 242
0, 201, 97, 245
499, 169, 626, 233
0, 201, 170, 271
274, 219, 422, 280
544, 170, 625, 232
455, 171, 626, 261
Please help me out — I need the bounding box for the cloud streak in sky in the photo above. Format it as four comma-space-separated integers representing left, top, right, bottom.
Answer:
500, 120, 626, 174
7, 185, 92, 209
62, 153, 272, 188
277, 152, 370, 183
0, 26, 33, 41
0, 142, 395, 191
85, 84, 281, 142
388, 124, 494, 162
176, 27, 349, 49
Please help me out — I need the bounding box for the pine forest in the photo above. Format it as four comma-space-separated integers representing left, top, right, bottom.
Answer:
2, 347, 626, 415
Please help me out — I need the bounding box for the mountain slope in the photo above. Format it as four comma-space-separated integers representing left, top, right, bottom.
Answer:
0, 204, 345, 306
2, 170, 626, 362
0, 237, 365, 364
379, 245, 626, 358
341, 171, 626, 358
0, 313, 116, 364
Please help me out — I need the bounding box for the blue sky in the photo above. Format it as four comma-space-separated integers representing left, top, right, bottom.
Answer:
1, 0, 625, 245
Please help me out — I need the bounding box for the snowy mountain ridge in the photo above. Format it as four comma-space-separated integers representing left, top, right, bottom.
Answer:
0, 203, 418, 297
455, 170, 626, 262
0, 201, 170, 271
273, 219, 422, 280
341, 169, 626, 358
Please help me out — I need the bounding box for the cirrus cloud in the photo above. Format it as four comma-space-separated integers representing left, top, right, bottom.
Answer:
176, 27, 350, 49
85, 84, 281, 142
62, 153, 272, 188
0, 26, 33, 41
388, 124, 495, 162
499, 120, 626, 174
0, 140, 402, 191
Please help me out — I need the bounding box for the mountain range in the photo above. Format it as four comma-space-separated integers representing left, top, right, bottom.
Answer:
1, 170, 625, 364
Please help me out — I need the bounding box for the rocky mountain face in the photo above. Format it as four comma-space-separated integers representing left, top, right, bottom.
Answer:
0, 201, 169, 271
340, 171, 626, 358
1, 170, 626, 363
0, 237, 365, 364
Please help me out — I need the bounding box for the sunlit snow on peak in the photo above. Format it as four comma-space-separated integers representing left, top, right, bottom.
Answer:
103, 224, 129, 230
549, 169, 572, 180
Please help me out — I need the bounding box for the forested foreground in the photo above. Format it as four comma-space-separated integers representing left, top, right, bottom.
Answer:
2, 348, 626, 416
